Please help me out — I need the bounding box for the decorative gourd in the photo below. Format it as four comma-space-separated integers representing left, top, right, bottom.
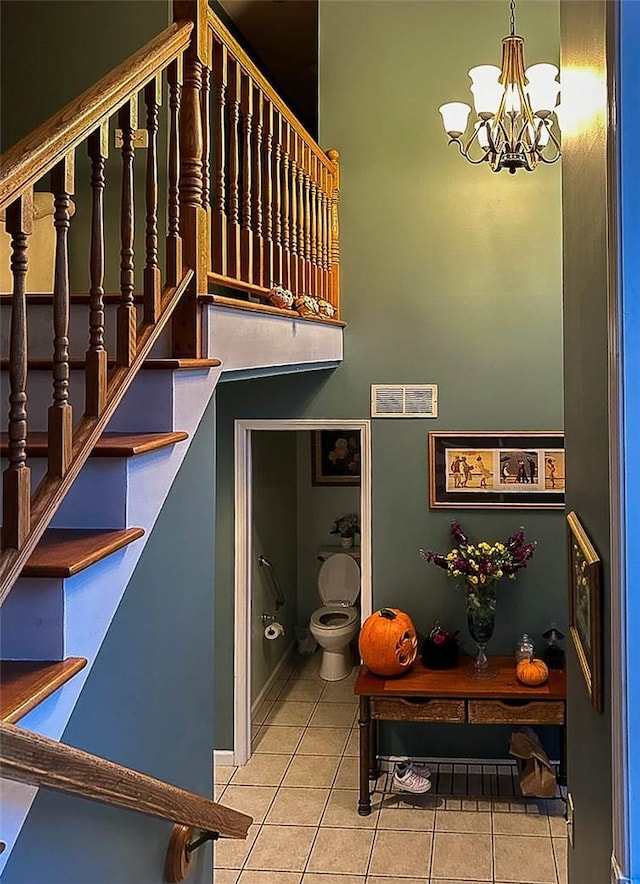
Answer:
358, 608, 418, 677
516, 657, 549, 686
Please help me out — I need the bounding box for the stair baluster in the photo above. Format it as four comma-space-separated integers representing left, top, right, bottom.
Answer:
314, 154, 322, 301
240, 72, 253, 283
273, 111, 283, 288
144, 77, 162, 324
252, 89, 264, 288
48, 155, 75, 477
200, 36, 212, 273
297, 135, 306, 297
263, 100, 273, 287
281, 120, 291, 292
289, 125, 299, 295
310, 153, 318, 300
166, 58, 183, 288
227, 59, 241, 280
304, 144, 312, 297
2, 191, 33, 550
86, 124, 109, 417
117, 99, 137, 367
321, 165, 330, 303
212, 38, 227, 278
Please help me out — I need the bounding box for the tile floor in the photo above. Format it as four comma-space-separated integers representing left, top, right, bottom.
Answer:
214, 650, 568, 883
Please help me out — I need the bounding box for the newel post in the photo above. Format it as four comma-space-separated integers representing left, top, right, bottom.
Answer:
327, 149, 341, 313
172, 0, 209, 357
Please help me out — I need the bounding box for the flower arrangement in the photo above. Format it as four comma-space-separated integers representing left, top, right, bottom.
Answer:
330, 512, 360, 538
420, 520, 536, 586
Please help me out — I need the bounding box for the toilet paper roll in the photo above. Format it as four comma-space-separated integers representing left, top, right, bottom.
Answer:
264, 622, 284, 640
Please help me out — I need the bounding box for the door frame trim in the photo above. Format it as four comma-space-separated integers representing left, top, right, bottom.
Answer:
233, 418, 373, 765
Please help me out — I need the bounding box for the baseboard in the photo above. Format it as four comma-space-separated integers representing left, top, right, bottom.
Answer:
611, 851, 631, 884
214, 749, 235, 767
251, 641, 296, 717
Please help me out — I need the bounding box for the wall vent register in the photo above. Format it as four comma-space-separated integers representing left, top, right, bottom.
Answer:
371, 384, 438, 418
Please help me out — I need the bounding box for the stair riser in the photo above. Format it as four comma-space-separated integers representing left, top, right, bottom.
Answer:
0, 359, 175, 433
0, 304, 172, 362
0, 459, 128, 528
0, 303, 124, 361
0, 579, 64, 660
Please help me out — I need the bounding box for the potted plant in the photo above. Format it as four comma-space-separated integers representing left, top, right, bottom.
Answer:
330, 512, 360, 548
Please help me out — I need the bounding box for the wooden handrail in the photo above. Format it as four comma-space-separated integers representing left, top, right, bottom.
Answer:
206, 8, 333, 174
0, 22, 193, 212
0, 721, 252, 839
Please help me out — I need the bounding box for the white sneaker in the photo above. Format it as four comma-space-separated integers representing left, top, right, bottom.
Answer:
393, 763, 432, 794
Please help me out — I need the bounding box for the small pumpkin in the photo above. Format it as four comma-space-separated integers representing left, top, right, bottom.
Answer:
358, 607, 418, 677
516, 656, 549, 686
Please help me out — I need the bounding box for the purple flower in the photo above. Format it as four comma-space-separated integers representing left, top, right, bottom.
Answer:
450, 521, 468, 545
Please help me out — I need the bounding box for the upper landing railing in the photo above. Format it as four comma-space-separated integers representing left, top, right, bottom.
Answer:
204, 6, 341, 314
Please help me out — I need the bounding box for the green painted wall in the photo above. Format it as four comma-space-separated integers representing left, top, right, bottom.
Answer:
215, 0, 565, 757
560, 2, 613, 881
251, 431, 298, 701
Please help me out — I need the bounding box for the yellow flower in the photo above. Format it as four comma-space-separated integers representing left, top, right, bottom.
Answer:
496, 570, 503, 578
452, 569, 461, 577
509, 573, 516, 580
496, 543, 505, 551
470, 576, 478, 585
472, 561, 479, 570
480, 573, 486, 583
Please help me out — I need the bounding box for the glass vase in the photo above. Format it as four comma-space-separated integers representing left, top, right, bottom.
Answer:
465, 581, 499, 679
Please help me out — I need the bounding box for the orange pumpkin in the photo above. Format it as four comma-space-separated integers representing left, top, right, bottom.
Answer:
516, 657, 549, 686
358, 608, 418, 676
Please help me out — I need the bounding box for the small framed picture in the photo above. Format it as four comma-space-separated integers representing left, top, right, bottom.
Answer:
311, 430, 361, 486
428, 432, 565, 509
567, 511, 603, 711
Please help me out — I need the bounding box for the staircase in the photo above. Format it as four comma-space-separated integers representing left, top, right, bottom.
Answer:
0, 0, 342, 876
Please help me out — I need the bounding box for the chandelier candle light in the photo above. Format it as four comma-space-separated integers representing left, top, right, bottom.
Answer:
421, 521, 536, 679
438, 0, 561, 174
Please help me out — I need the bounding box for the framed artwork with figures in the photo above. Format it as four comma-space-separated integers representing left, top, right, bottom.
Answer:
311, 430, 361, 486
428, 431, 565, 509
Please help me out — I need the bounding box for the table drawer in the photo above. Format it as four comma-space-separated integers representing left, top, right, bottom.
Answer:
467, 699, 565, 725
371, 697, 466, 723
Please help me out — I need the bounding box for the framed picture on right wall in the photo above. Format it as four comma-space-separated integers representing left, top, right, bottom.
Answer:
567, 510, 603, 712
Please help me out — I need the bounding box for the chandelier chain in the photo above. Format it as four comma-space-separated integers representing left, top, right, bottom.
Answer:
509, 0, 516, 36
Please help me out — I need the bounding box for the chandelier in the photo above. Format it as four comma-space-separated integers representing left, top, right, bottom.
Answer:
438, 0, 561, 174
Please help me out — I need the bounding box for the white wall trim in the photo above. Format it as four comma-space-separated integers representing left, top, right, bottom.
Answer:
251, 641, 296, 717
213, 749, 235, 767
234, 418, 373, 766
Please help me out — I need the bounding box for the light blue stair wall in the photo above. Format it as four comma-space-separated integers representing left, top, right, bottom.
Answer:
1, 395, 217, 884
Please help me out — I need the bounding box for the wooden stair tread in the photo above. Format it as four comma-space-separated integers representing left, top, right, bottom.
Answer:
1, 431, 188, 458
1, 658, 87, 723
0, 357, 222, 371
22, 528, 145, 578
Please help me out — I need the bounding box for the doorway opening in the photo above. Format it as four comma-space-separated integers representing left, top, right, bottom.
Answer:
233, 419, 372, 765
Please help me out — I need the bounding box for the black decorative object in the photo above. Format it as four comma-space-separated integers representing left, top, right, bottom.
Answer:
542, 623, 565, 670
422, 622, 459, 670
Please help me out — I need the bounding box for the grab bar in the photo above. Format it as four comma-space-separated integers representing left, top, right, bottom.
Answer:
258, 555, 285, 610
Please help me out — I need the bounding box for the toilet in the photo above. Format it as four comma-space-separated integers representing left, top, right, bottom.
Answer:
309, 552, 361, 681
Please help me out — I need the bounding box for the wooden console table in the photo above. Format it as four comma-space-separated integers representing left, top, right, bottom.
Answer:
354, 656, 566, 815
